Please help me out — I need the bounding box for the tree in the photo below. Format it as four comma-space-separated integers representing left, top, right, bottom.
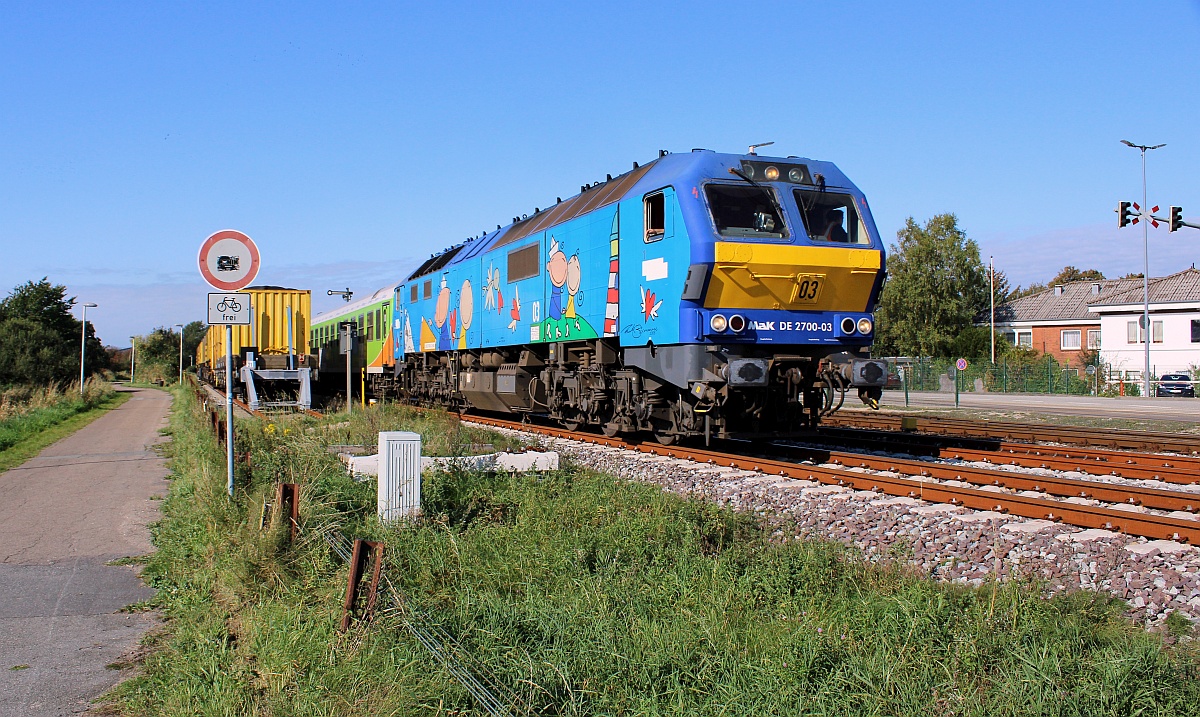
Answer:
182, 321, 206, 367
1008, 266, 1106, 300
1049, 266, 1105, 284
874, 214, 987, 357
0, 278, 107, 386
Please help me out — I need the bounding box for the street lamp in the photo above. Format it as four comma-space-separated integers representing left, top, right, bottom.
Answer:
175, 323, 184, 384
1121, 139, 1165, 397
80, 302, 97, 395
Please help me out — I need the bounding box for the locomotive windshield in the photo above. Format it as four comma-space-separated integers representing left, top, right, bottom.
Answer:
704, 184, 788, 240
793, 189, 869, 245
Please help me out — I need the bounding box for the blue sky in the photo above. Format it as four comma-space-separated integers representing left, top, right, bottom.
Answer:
2, 1, 1198, 346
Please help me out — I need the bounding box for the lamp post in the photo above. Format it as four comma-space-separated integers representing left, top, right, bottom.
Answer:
1121, 139, 1164, 398
175, 323, 184, 384
989, 256, 995, 365
79, 302, 97, 395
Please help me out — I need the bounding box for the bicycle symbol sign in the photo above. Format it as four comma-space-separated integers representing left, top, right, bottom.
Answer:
208, 292, 251, 325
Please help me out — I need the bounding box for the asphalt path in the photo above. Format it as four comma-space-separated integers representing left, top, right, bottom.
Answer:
879, 390, 1200, 423
0, 387, 171, 716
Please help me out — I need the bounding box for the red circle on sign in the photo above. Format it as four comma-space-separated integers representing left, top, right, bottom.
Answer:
198, 230, 260, 291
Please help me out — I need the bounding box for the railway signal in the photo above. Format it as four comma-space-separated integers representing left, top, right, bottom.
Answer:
1117, 200, 1135, 228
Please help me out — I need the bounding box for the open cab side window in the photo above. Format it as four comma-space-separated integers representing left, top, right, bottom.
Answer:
643, 188, 675, 243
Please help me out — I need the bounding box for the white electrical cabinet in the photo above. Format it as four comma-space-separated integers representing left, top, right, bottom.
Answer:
378, 431, 422, 521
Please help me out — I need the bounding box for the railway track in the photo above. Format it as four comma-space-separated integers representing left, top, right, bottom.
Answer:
825, 411, 1200, 455
459, 415, 1200, 545
187, 391, 1200, 542
800, 428, 1200, 485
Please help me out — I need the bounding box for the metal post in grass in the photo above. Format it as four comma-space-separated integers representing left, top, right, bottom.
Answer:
175, 323, 184, 384
903, 368, 910, 407
79, 302, 97, 395
226, 323, 234, 497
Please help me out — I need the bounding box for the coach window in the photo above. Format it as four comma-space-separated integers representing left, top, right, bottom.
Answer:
704, 184, 787, 240
794, 189, 868, 245
507, 243, 540, 282
366, 311, 374, 341
381, 305, 389, 337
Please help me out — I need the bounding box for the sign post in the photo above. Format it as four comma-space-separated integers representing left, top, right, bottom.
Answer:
199, 230, 261, 498
955, 358, 968, 408
340, 322, 354, 414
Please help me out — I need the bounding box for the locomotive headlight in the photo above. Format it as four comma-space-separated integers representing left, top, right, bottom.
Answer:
857, 317, 873, 334
788, 168, 805, 183
710, 314, 728, 333
840, 317, 857, 334
764, 165, 780, 181
728, 314, 747, 333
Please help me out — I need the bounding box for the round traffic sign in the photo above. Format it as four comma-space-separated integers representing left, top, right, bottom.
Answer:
955, 358, 968, 371
198, 230, 260, 291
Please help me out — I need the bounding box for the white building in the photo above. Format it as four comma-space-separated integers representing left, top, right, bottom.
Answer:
1089, 268, 1200, 378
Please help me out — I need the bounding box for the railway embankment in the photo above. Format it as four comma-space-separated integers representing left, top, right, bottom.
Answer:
107, 392, 1200, 715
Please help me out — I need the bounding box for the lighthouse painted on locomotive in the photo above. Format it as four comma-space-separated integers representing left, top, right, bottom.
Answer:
391, 148, 888, 442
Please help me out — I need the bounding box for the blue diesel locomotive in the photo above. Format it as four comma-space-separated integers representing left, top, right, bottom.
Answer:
390, 148, 888, 443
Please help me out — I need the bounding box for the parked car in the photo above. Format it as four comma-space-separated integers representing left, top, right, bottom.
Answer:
1155, 374, 1195, 398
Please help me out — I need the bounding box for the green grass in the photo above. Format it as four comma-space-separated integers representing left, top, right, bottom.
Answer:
105, 389, 1200, 716
0, 391, 130, 473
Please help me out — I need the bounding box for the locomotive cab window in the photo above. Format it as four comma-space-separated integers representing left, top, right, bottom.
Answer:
423, 280, 432, 299
644, 191, 665, 242
793, 190, 869, 245
410, 285, 418, 303
704, 184, 787, 240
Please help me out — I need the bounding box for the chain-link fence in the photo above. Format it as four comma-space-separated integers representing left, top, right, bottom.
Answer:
882, 356, 1151, 397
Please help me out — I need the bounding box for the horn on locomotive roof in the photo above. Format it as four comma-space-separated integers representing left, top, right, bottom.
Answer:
747, 141, 774, 156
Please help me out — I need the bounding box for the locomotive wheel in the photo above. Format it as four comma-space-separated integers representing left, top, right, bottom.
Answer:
601, 423, 620, 437
562, 420, 582, 432
652, 430, 678, 446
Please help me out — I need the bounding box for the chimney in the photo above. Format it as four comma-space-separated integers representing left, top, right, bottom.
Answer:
1091, 282, 1101, 295
1054, 284, 1064, 296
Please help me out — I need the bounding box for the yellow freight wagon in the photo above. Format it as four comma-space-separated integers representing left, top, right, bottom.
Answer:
196, 286, 311, 377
